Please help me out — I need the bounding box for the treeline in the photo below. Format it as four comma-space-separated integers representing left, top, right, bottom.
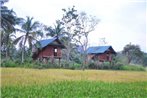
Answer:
1, 0, 147, 70
1, 0, 98, 67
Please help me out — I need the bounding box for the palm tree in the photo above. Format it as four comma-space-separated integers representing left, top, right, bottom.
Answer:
14, 16, 43, 63
0, 0, 23, 59
46, 20, 65, 38
1, 4, 16, 32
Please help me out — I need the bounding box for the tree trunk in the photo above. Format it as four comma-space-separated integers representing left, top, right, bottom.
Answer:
21, 47, 24, 63
82, 36, 88, 71
82, 53, 88, 71
66, 48, 70, 62
127, 56, 131, 64
128, 57, 131, 64
21, 33, 28, 63
5, 48, 10, 60
66, 38, 71, 63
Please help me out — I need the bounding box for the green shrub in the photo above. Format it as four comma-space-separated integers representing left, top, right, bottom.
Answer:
34, 63, 49, 69
60, 60, 70, 68
88, 61, 124, 70
88, 61, 110, 69
31, 61, 59, 69
72, 57, 82, 64
102, 62, 110, 69
22, 62, 36, 68
120, 65, 145, 71
47, 62, 60, 68
60, 60, 81, 70
68, 63, 81, 70
1, 60, 18, 67
74, 63, 81, 69
111, 62, 124, 70
88, 61, 97, 69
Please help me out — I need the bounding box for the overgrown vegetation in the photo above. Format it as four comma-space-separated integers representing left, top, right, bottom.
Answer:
88, 61, 146, 71
1, 59, 146, 71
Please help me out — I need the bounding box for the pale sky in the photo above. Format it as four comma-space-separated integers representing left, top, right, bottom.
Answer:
6, 0, 147, 52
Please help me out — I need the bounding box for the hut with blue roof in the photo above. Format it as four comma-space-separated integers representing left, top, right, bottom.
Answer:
87, 46, 116, 62
32, 37, 65, 64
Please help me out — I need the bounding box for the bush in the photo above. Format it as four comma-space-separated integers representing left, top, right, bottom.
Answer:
60, 60, 70, 68
111, 62, 124, 70
102, 62, 111, 69
88, 61, 110, 69
22, 62, 37, 68
120, 65, 145, 71
88, 61, 125, 70
60, 60, 81, 70
69, 63, 81, 70
1, 60, 18, 67
72, 57, 82, 64
31, 60, 60, 69
88, 61, 97, 69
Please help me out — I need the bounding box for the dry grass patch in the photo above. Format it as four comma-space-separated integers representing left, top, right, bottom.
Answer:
1, 68, 147, 86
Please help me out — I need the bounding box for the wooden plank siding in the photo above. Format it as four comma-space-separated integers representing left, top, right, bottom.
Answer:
38, 46, 62, 59
88, 53, 113, 62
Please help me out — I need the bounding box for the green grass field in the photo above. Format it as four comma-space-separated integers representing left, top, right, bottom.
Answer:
1, 68, 147, 98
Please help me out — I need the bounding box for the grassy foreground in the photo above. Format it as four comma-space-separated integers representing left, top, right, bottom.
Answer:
1, 68, 147, 97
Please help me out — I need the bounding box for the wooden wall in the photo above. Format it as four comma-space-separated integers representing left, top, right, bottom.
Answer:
88, 53, 113, 62
37, 46, 62, 58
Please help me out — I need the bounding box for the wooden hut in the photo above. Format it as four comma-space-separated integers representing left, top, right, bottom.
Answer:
32, 37, 65, 64
87, 46, 116, 62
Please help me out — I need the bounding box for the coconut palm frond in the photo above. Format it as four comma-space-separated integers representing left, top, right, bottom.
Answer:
13, 35, 24, 45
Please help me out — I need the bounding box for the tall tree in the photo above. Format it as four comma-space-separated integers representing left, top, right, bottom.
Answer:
14, 16, 43, 63
122, 43, 143, 64
74, 12, 99, 70
61, 6, 79, 62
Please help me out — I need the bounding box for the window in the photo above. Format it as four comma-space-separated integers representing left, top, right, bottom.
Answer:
54, 48, 57, 52
54, 47, 57, 56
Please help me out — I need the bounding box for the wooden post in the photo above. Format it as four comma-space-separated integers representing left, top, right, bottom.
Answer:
59, 58, 61, 67
51, 56, 54, 64
45, 58, 48, 64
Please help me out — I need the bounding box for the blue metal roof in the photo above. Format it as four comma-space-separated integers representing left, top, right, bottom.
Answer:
87, 46, 112, 54
38, 37, 57, 48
